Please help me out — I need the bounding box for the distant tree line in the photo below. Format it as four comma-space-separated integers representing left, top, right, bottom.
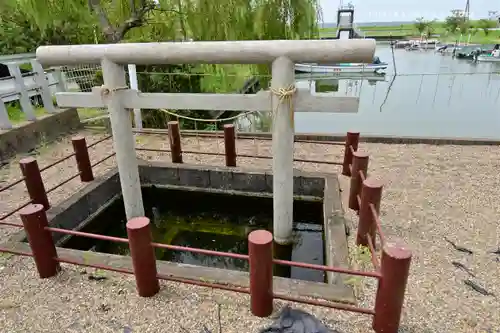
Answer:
414, 10, 498, 38
0, 0, 320, 129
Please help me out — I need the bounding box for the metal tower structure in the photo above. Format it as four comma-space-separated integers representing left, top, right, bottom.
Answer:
464, 0, 470, 20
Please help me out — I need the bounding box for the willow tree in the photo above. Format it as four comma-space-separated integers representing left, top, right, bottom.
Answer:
8, 0, 320, 43
6, 0, 321, 127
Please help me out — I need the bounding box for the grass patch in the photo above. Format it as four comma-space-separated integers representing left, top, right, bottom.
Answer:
345, 244, 373, 297
77, 108, 108, 121
6, 104, 46, 124
440, 31, 500, 45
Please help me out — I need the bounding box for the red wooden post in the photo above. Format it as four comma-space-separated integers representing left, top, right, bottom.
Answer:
342, 132, 360, 176
20, 204, 60, 278
126, 217, 160, 297
224, 124, 237, 167
372, 240, 412, 333
20, 157, 50, 210
248, 230, 274, 317
72, 136, 94, 182
168, 121, 183, 163
356, 177, 383, 247
348, 151, 369, 211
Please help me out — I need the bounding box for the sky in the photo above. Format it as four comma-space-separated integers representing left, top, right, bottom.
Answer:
319, 0, 498, 23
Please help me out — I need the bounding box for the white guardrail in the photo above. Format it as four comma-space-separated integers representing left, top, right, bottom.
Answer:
0, 55, 67, 129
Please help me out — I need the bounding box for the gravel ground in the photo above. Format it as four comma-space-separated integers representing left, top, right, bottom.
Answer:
0, 128, 499, 333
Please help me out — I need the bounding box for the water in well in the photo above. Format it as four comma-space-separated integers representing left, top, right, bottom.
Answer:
62, 186, 326, 283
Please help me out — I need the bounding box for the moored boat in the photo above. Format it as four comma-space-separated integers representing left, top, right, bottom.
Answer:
392, 40, 411, 49
454, 44, 498, 59
295, 63, 387, 74
476, 55, 500, 62
295, 56, 388, 74
405, 44, 420, 51
415, 39, 441, 50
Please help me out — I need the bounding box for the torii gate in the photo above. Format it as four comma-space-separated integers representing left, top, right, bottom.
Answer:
37, 39, 375, 245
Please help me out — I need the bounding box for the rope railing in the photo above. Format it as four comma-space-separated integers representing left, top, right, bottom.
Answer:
151, 242, 249, 260
0, 177, 25, 193
87, 135, 113, 148
0, 158, 75, 196
45, 223, 381, 278
0, 135, 114, 195
0, 200, 32, 223
0, 135, 114, 224
273, 257, 381, 278
39, 152, 76, 173
46, 172, 82, 194
135, 147, 343, 166
370, 203, 386, 246
91, 152, 116, 167
366, 236, 380, 270
131, 128, 346, 146
0, 135, 113, 193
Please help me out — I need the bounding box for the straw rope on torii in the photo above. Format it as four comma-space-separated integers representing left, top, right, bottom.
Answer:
270, 84, 297, 131
92, 84, 298, 130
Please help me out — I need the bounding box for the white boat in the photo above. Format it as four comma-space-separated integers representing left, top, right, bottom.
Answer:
405, 44, 421, 51
394, 39, 440, 50
393, 40, 411, 49
476, 55, 500, 62
295, 62, 388, 74
417, 39, 441, 50
295, 72, 386, 81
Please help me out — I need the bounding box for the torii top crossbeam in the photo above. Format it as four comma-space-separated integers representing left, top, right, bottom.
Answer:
36, 39, 375, 65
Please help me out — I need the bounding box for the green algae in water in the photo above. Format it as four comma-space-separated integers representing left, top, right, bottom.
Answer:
63, 186, 326, 282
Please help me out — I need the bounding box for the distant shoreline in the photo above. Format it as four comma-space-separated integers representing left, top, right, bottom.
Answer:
319, 21, 500, 45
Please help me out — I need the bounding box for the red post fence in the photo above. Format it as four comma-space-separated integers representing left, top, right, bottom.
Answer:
223, 124, 237, 167
348, 151, 369, 211
342, 132, 360, 176
248, 230, 274, 317
357, 178, 383, 247
0, 135, 114, 223
342, 133, 412, 332
72, 136, 94, 182
1, 131, 412, 333
168, 121, 183, 163
373, 242, 412, 332
20, 157, 50, 210
126, 217, 160, 297
20, 204, 60, 278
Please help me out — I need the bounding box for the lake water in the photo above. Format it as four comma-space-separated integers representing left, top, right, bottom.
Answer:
294, 46, 500, 139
